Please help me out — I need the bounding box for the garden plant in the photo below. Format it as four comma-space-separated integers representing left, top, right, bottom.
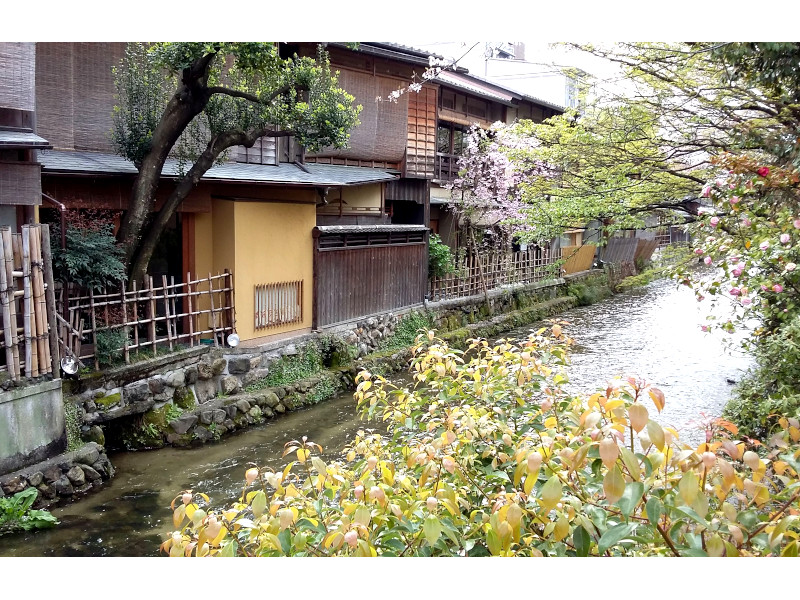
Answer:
161, 327, 800, 557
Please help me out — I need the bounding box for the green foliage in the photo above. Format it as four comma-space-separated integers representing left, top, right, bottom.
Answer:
63, 400, 83, 452
305, 377, 338, 405
428, 234, 455, 279
164, 403, 183, 423
724, 315, 800, 439
0, 488, 58, 536
161, 329, 800, 557
618, 244, 695, 291
378, 311, 433, 351
246, 342, 325, 392
95, 328, 130, 368
51, 223, 126, 290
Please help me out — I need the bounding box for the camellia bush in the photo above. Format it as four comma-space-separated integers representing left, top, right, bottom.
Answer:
161, 327, 800, 557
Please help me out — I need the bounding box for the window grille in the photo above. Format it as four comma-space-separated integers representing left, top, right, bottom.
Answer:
254, 280, 303, 329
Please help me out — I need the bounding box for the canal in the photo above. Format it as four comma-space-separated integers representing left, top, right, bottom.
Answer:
0, 277, 752, 556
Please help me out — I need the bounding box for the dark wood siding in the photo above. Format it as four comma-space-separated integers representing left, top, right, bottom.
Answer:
313, 228, 427, 327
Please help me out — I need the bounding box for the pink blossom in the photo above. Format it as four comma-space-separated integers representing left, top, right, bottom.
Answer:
761, 284, 769, 291
741, 297, 752, 305
760, 241, 770, 251
786, 263, 796, 272
730, 196, 740, 205
704, 256, 713, 265
729, 287, 741, 296
794, 219, 800, 229
757, 167, 770, 177
701, 186, 711, 198
710, 217, 720, 227
781, 233, 791, 244
694, 248, 703, 255
732, 268, 742, 277
773, 284, 784, 293
700, 325, 710, 332
742, 217, 752, 227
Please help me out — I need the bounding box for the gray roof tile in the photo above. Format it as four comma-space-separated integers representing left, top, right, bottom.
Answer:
38, 150, 397, 186
0, 130, 52, 149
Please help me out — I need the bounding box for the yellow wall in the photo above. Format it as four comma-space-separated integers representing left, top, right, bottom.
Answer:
341, 184, 382, 209
232, 199, 315, 341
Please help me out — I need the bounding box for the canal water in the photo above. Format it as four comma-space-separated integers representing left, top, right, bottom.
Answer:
0, 277, 752, 557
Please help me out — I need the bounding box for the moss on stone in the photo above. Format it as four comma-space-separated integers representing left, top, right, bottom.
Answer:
95, 392, 122, 409
173, 386, 196, 410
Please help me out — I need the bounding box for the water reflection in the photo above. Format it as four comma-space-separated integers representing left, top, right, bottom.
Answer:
0, 277, 751, 556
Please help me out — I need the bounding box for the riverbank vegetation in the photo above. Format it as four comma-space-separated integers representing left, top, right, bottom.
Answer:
0, 488, 58, 537
162, 329, 800, 557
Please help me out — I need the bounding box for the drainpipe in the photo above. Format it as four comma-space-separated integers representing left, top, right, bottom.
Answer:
40, 192, 66, 250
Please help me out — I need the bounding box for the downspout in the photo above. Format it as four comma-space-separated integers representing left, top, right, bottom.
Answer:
40, 192, 66, 250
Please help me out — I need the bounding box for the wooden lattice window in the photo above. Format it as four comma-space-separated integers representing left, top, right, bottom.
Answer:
254, 280, 303, 329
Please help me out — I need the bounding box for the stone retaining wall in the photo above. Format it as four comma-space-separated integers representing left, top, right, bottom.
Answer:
0, 442, 113, 509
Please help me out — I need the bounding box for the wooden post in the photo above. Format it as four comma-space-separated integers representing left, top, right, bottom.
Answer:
40, 224, 60, 376
147, 276, 157, 356
121, 282, 130, 364
223, 268, 233, 335
21, 226, 35, 377
89, 287, 99, 371
169, 275, 178, 346
186, 271, 194, 347
208, 272, 218, 346
162, 274, 173, 351
132, 280, 139, 357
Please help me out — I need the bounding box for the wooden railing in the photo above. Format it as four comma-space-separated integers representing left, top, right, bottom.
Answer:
254, 280, 303, 330
428, 248, 560, 302
0, 224, 59, 380
57, 271, 235, 370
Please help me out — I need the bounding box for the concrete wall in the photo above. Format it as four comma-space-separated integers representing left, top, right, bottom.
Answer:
0, 379, 65, 476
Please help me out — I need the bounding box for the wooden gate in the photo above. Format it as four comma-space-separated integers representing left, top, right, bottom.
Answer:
313, 225, 428, 328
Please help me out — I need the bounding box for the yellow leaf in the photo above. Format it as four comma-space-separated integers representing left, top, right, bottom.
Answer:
646, 420, 666, 451
173, 505, 186, 529
553, 515, 570, 542
648, 388, 666, 412
603, 465, 625, 504
296, 448, 309, 463
628, 403, 649, 433
599, 437, 619, 469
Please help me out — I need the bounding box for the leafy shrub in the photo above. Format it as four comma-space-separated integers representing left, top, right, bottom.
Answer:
0, 488, 58, 536
95, 327, 130, 367
162, 328, 800, 557
724, 315, 800, 439
428, 233, 455, 279
63, 400, 83, 451
52, 222, 126, 291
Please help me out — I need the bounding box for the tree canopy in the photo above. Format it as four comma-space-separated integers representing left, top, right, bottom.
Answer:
112, 42, 361, 284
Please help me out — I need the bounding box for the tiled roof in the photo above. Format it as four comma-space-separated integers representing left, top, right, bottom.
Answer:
0, 130, 51, 149
38, 150, 397, 186
435, 71, 517, 104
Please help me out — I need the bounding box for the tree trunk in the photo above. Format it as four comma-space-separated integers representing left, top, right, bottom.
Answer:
117, 54, 218, 269
127, 127, 283, 287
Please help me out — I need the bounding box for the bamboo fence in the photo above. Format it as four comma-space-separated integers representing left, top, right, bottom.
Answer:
0, 224, 59, 381
428, 247, 561, 302
57, 270, 235, 370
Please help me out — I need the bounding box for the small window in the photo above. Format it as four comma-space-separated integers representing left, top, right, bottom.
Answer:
437, 126, 451, 153
440, 90, 456, 110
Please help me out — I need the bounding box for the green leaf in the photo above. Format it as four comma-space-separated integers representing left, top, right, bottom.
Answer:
619, 446, 641, 480
603, 465, 625, 504
219, 540, 237, 557
573, 525, 592, 556
539, 475, 563, 512
617, 482, 644, 517
645, 496, 663, 525
423, 515, 442, 546
487, 527, 501, 555
598, 523, 636, 554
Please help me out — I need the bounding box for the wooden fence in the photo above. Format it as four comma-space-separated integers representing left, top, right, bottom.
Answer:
561, 244, 597, 275
0, 224, 59, 380
58, 271, 235, 370
428, 248, 560, 302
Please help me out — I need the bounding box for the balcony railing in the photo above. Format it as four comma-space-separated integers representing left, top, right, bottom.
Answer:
434, 152, 460, 182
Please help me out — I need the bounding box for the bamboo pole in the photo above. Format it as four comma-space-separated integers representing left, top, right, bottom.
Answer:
31, 227, 50, 374
0, 228, 15, 379
89, 287, 99, 371
40, 224, 60, 376
186, 271, 194, 347
208, 272, 218, 346
121, 282, 129, 364
162, 275, 173, 351
22, 227, 35, 377
170, 275, 178, 345
148, 276, 157, 356
132, 279, 139, 357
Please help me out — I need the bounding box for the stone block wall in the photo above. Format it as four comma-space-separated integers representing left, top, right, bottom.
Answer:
0, 442, 113, 508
